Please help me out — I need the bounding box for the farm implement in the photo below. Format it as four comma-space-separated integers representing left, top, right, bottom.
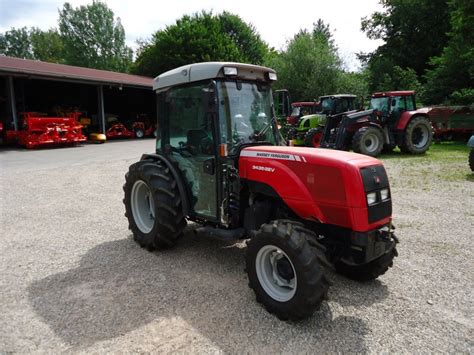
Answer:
6, 112, 86, 149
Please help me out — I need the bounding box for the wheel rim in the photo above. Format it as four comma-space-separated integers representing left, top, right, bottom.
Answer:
136, 130, 144, 138
364, 132, 380, 153
412, 124, 429, 148
131, 180, 155, 234
255, 245, 297, 302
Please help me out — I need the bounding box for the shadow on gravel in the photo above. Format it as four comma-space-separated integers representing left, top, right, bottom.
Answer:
28, 229, 383, 352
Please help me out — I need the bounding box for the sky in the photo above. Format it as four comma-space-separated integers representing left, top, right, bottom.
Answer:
0, 0, 384, 71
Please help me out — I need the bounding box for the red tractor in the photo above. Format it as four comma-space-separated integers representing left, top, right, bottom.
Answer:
123, 63, 398, 320
320, 91, 433, 157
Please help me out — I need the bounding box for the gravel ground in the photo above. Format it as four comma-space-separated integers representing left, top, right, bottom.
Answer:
0, 140, 472, 353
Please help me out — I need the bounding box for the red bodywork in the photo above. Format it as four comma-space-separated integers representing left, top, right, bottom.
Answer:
239, 146, 390, 233
7, 112, 86, 149
106, 123, 135, 139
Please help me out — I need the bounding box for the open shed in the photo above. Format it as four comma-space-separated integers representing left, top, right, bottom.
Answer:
0, 56, 154, 136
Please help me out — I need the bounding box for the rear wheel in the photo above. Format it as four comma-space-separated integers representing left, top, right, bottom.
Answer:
304, 128, 323, 148
246, 220, 330, 320
123, 160, 186, 250
352, 126, 384, 157
399, 116, 432, 154
335, 247, 398, 282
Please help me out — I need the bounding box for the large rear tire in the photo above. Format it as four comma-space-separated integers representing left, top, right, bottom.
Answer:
304, 127, 323, 148
335, 247, 398, 282
246, 220, 331, 320
123, 160, 186, 250
352, 126, 384, 157
399, 116, 432, 154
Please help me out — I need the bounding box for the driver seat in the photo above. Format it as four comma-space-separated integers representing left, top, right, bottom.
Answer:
187, 129, 209, 155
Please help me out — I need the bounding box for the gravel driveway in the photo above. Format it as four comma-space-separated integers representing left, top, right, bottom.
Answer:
1, 140, 472, 353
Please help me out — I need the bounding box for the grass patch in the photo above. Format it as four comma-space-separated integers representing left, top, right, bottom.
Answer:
380, 141, 473, 184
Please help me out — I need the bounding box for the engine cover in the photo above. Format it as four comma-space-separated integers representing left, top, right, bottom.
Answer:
238, 146, 392, 232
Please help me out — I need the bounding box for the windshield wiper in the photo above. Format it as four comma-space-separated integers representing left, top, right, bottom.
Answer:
251, 115, 276, 141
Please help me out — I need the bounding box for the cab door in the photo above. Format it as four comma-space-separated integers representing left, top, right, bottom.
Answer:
158, 82, 219, 219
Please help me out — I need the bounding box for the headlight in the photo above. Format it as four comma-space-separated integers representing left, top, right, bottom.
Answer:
223, 67, 238, 76
268, 72, 277, 81
367, 192, 377, 205
380, 188, 389, 200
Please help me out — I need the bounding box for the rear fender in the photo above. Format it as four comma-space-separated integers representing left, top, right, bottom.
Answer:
396, 111, 421, 130
141, 153, 191, 215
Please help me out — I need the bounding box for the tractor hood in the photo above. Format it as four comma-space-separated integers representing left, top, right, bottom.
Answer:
239, 145, 390, 232
239, 145, 380, 168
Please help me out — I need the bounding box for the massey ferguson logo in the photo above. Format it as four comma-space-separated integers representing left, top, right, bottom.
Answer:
252, 165, 275, 173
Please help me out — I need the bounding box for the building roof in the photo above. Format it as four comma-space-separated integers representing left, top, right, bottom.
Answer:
154, 62, 276, 91
0, 56, 153, 89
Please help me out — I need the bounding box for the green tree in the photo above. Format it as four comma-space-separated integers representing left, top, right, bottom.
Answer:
58, 1, 132, 72
423, 0, 474, 104
30, 28, 64, 63
361, 0, 450, 91
0, 27, 34, 59
268, 21, 343, 101
133, 11, 268, 77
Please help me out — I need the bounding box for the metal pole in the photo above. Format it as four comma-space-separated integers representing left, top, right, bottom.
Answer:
7, 76, 18, 131
97, 85, 105, 134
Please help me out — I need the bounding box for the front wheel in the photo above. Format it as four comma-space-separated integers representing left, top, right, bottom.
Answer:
352, 126, 384, 157
246, 220, 331, 320
399, 116, 432, 154
304, 127, 323, 148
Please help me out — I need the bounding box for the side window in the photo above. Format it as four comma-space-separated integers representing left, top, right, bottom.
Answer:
164, 83, 217, 218
405, 96, 415, 111
391, 96, 406, 112
167, 84, 213, 152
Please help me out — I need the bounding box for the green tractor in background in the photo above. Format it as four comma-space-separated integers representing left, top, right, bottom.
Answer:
288, 95, 358, 147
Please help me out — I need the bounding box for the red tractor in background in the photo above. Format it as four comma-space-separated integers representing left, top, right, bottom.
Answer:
287, 101, 320, 125
320, 91, 433, 157
123, 62, 398, 321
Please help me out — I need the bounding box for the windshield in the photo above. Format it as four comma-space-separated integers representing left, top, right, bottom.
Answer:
369, 97, 389, 113
290, 106, 301, 116
320, 98, 335, 113
217, 81, 277, 153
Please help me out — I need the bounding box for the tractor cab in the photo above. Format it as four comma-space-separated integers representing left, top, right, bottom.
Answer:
153, 63, 280, 220
369, 91, 417, 125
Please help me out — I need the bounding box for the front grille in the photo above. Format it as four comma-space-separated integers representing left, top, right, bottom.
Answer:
360, 165, 392, 223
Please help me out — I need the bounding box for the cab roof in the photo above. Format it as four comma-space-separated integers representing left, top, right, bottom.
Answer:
320, 94, 357, 99
371, 91, 415, 97
153, 62, 276, 91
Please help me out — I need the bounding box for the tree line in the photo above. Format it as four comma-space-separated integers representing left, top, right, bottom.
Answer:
1, 0, 472, 105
